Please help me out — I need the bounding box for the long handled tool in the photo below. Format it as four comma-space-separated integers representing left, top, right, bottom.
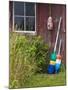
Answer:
54, 17, 62, 52
50, 17, 62, 61
55, 39, 62, 73
58, 39, 62, 55
48, 17, 62, 74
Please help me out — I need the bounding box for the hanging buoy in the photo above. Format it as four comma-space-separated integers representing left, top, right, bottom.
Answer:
47, 16, 53, 30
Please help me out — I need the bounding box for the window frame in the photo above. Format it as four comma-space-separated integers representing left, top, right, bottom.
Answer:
13, 1, 36, 34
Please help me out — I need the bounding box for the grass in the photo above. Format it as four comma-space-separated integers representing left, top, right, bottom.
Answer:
9, 33, 66, 88
23, 72, 66, 88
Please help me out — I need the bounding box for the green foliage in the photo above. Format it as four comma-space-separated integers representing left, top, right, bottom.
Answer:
9, 32, 50, 88
34, 36, 50, 73
24, 72, 66, 87
60, 64, 66, 72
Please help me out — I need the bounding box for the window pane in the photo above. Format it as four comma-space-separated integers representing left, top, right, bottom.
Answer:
25, 3, 35, 16
14, 2, 24, 15
26, 17, 35, 31
14, 17, 24, 31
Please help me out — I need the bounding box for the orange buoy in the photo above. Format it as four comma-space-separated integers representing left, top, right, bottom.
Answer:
57, 55, 62, 59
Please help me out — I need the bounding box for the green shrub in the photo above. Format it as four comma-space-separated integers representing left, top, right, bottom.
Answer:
9, 33, 37, 88
34, 36, 50, 73
60, 64, 66, 72
9, 32, 50, 88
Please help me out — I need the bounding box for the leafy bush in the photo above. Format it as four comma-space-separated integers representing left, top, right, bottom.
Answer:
9, 32, 49, 88
34, 36, 50, 73
9, 33, 37, 88
60, 64, 66, 72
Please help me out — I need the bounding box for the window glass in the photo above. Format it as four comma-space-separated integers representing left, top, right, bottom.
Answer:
25, 3, 35, 16
26, 17, 35, 31
14, 2, 24, 15
14, 2, 36, 31
14, 17, 24, 31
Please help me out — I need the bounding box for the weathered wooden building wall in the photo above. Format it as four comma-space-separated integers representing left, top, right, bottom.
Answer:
9, 2, 66, 64
36, 3, 66, 64
9, 1, 13, 31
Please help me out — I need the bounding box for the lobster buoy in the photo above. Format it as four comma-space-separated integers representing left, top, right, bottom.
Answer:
47, 16, 53, 30
48, 64, 55, 74
57, 54, 62, 59
50, 60, 56, 65
55, 55, 62, 73
50, 52, 57, 61
48, 52, 56, 74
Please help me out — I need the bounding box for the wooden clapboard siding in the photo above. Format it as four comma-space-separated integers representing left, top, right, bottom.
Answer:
50, 4, 66, 64
36, 3, 49, 43
37, 4, 66, 64
9, 1, 13, 31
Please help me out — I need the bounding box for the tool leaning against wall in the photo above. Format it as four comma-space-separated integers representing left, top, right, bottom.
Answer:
55, 39, 62, 73
47, 17, 62, 74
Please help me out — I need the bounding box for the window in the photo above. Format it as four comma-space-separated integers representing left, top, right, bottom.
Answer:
13, 1, 36, 33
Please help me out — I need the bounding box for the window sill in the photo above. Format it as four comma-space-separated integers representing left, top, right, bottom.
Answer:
13, 30, 37, 35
